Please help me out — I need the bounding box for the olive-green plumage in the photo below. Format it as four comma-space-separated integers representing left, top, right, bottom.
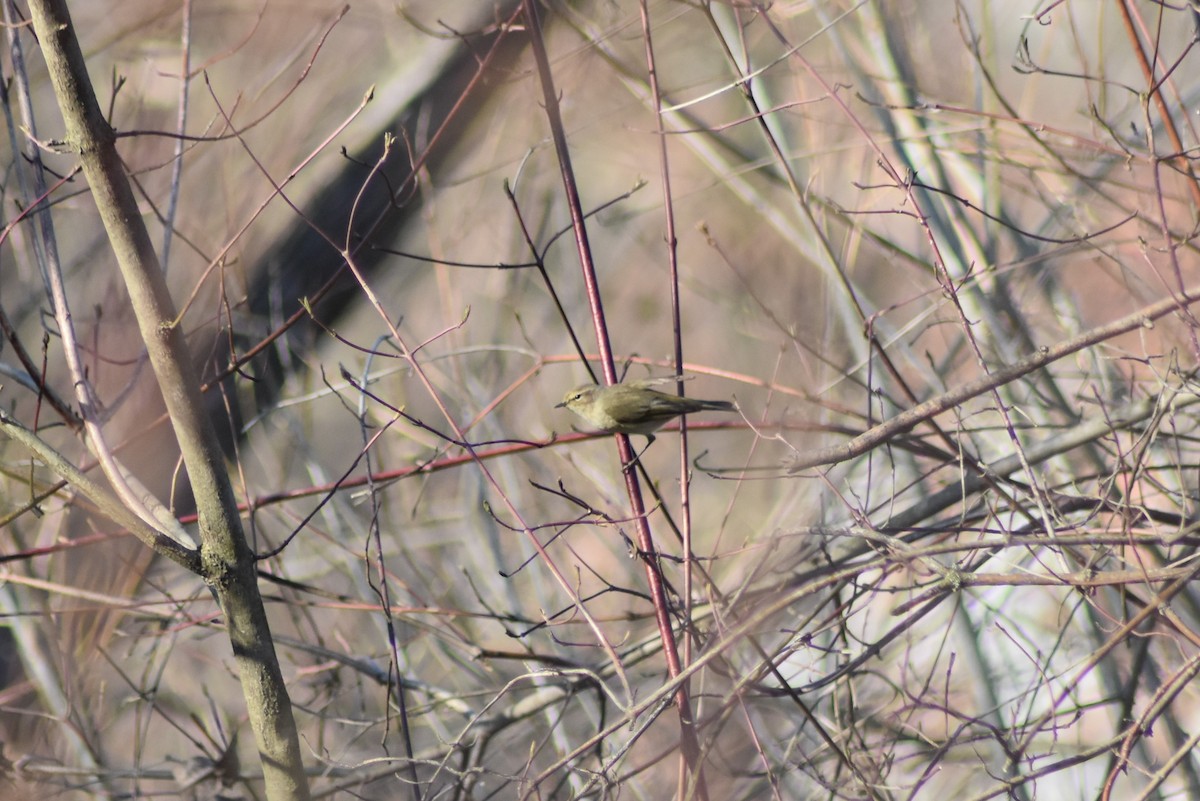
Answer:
556, 381, 735, 439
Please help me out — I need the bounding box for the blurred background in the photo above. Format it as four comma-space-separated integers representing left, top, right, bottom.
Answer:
2, 1, 1200, 798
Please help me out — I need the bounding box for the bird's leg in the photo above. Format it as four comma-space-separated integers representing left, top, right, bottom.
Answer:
622, 434, 655, 473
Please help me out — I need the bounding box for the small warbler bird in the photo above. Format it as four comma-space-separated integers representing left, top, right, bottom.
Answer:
556, 380, 736, 444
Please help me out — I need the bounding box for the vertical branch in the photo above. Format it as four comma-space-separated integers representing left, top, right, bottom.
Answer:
520, 2, 707, 797
25, 2, 310, 798
637, 3, 706, 799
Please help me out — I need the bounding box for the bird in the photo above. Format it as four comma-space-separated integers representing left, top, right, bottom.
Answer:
556, 380, 736, 445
